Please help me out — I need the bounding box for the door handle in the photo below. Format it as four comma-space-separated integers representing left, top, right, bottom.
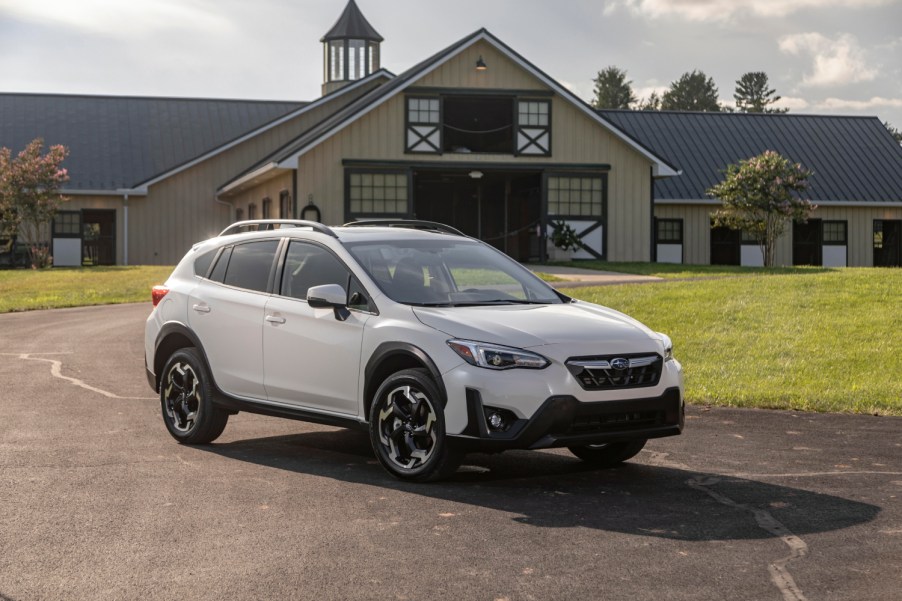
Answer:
265, 314, 286, 324
192, 304, 211, 313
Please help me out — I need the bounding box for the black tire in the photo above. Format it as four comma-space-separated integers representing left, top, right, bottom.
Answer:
568, 439, 647, 467
160, 348, 228, 444
369, 368, 461, 482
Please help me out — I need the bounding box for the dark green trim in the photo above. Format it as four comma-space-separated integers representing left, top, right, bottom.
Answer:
407, 86, 555, 97
343, 159, 610, 172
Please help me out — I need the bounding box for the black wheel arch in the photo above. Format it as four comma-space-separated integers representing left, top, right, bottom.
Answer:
363, 342, 447, 420
152, 321, 214, 394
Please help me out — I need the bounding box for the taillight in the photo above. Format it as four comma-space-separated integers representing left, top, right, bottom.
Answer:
152, 285, 169, 307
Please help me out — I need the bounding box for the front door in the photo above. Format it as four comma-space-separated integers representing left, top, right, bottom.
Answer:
263, 240, 370, 415
793, 219, 822, 266
81, 209, 116, 265
874, 220, 902, 267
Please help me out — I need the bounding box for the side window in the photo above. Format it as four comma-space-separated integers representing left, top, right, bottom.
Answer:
209, 246, 232, 283
281, 241, 372, 311
193, 248, 217, 278
222, 240, 280, 292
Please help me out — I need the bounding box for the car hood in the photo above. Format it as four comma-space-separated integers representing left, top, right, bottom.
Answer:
412, 302, 660, 351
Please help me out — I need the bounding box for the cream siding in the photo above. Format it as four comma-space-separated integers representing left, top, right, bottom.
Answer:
295, 40, 655, 261
655, 203, 902, 267
230, 172, 295, 220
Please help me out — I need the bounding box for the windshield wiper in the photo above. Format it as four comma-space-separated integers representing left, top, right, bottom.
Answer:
450, 299, 552, 306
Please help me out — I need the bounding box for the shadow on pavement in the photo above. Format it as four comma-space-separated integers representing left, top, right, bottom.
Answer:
200, 428, 880, 541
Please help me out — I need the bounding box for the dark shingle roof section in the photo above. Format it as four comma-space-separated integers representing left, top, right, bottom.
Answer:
321, 0, 383, 42
599, 110, 902, 202
0, 93, 305, 190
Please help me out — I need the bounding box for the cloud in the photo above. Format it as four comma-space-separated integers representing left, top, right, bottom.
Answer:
610, 0, 891, 22
0, 0, 234, 37
779, 33, 877, 87
775, 96, 810, 111
814, 96, 902, 110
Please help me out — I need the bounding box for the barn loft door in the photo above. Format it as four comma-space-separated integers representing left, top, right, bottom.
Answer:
516, 100, 551, 156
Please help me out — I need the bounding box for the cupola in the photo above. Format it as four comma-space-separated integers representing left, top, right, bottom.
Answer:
321, 0, 383, 95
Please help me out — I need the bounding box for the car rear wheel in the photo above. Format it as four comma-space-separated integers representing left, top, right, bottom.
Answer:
568, 439, 647, 467
160, 348, 228, 444
369, 368, 461, 482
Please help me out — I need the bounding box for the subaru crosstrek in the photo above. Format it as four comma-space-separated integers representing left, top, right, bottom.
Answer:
145, 219, 684, 481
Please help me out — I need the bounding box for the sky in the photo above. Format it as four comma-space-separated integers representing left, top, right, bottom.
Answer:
1, 0, 901, 129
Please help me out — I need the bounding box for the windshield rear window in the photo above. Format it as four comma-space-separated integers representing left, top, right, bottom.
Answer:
345, 239, 561, 306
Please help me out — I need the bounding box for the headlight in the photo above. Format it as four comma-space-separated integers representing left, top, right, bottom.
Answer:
447, 339, 550, 370
657, 333, 674, 362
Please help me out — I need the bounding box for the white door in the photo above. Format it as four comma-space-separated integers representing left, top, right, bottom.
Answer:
188, 240, 280, 400
263, 241, 372, 415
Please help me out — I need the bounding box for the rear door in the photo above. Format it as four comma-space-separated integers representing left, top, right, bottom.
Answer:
263, 240, 373, 415
188, 239, 280, 400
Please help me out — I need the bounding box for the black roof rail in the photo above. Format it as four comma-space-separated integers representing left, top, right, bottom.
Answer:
342, 219, 467, 237
219, 219, 337, 238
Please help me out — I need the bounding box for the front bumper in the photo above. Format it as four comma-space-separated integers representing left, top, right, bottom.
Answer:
448, 386, 684, 452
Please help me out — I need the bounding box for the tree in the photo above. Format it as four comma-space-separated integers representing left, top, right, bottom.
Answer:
886, 122, 902, 145
592, 66, 637, 109
0, 139, 69, 268
734, 71, 787, 113
637, 90, 662, 111
708, 150, 813, 267
661, 70, 721, 111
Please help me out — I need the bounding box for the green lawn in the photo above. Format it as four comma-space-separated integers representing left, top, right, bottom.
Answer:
562, 268, 902, 415
0, 266, 173, 313
548, 260, 830, 279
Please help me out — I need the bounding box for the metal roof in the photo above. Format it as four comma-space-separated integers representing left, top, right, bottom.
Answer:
599, 110, 902, 202
0, 93, 305, 191
321, 0, 383, 42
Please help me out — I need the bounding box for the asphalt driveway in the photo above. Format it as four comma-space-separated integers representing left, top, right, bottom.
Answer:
0, 303, 900, 601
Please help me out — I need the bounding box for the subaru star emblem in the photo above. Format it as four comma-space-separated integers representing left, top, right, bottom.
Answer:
610, 358, 629, 370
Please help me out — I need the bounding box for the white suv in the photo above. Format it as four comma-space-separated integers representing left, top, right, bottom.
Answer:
145, 220, 684, 481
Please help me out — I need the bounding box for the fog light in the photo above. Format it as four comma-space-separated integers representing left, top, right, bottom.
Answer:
487, 412, 504, 430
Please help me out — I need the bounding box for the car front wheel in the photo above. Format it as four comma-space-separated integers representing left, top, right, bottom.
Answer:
568, 439, 647, 467
369, 368, 461, 482
160, 348, 228, 444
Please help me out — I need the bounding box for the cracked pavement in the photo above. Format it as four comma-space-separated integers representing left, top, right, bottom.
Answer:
0, 303, 900, 601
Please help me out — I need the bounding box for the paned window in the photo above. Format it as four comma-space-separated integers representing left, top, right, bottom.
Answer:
656, 219, 683, 244
248, 203, 257, 220
235, 208, 244, 222
262, 198, 272, 219
53, 211, 81, 237
348, 172, 408, 215
547, 176, 604, 217
408, 98, 439, 124
823, 221, 847, 245
517, 99, 551, 155
518, 101, 549, 127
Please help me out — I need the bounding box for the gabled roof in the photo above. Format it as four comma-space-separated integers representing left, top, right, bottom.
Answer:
321, 0, 383, 42
600, 110, 902, 203
0, 93, 305, 192
221, 29, 678, 194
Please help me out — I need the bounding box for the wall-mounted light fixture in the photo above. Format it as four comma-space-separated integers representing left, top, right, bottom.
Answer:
469, 170, 484, 179
475, 56, 487, 71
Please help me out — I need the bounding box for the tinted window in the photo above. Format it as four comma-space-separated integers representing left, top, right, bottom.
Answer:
223, 240, 279, 292
194, 249, 217, 278
209, 246, 232, 283
281, 242, 351, 301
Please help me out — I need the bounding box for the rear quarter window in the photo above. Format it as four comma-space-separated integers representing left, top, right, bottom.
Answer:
193, 249, 217, 278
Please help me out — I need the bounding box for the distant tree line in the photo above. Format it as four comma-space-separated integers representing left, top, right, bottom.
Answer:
591, 66, 901, 142
592, 66, 785, 113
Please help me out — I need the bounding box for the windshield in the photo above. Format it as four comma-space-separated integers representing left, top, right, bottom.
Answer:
345, 239, 563, 306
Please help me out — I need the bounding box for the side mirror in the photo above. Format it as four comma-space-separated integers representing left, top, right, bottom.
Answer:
307, 284, 347, 308
307, 284, 350, 321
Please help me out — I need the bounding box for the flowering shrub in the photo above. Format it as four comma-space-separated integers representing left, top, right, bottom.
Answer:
551, 221, 582, 252
0, 139, 70, 268
708, 150, 813, 267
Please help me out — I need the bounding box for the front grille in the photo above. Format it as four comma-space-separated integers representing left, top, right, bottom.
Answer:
567, 410, 666, 435
566, 354, 663, 391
